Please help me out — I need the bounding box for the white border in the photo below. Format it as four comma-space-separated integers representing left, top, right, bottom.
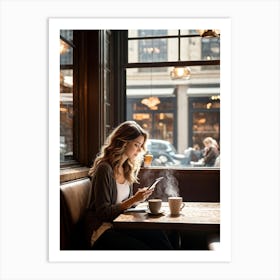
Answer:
49, 18, 231, 262
1, 1, 279, 279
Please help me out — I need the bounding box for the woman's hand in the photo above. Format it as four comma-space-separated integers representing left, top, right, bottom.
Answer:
134, 187, 153, 203
120, 187, 154, 211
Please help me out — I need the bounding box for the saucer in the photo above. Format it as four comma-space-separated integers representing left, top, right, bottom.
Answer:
146, 210, 165, 216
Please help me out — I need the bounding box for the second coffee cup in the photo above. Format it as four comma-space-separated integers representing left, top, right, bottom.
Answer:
168, 196, 185, 216
148, 199, 162, 214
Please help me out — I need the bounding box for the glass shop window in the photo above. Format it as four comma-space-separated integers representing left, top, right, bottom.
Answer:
127, 29, 220, 168
60, 30, 74, 163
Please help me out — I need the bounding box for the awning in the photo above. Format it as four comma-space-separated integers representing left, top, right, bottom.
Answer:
126, 87, 175, 97
187, 87, 220, 95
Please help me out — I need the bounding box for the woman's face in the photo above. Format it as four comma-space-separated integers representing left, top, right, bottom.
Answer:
204, 141, 210, 148
124, 135, 145, 161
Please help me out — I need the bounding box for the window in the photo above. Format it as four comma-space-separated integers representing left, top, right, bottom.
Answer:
59, 29, 220, 174
126, 72, 177, 146
138, 30, 167, 72
59, 30, 126, 181
201, 37, 220, 70
126, 30, 220, 168
60, 30, 74, 163
189, 96, 220, 147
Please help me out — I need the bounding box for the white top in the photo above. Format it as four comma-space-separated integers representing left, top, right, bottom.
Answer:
116, 180, 130, 203
90, 180, 130, 246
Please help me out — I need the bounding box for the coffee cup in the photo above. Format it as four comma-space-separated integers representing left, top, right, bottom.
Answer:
148, 199, 162, 214
168, 196, 185, 216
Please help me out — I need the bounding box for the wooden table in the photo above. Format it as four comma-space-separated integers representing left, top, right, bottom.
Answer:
113, 202, 220, 231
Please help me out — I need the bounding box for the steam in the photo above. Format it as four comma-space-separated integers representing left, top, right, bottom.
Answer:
152, 171, 180, 201
164, 174, 179, 196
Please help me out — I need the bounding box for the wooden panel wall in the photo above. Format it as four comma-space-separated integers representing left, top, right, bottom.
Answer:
134, 168, 220, 202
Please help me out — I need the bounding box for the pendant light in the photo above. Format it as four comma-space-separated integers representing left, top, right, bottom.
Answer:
141, 67, 160, 110
170, 30, 191, 80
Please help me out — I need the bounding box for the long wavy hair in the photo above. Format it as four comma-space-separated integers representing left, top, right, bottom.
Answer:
88, 121, 148, 184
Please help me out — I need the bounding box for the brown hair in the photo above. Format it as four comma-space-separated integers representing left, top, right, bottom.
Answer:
88, 121, 148, 184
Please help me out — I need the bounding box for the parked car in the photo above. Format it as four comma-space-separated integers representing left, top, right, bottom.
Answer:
146, 139, 188, 167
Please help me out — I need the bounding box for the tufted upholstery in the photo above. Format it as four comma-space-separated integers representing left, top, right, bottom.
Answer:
60, 178, 91, 250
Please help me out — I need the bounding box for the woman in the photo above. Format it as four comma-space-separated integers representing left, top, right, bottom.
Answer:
202, 137, 220, 167
84, 120, 173, 250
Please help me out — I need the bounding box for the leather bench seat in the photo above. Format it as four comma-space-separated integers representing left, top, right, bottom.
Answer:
60, 178, 91, 250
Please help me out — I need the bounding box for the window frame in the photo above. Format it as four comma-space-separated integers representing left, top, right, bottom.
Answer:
60, 30, 127, 182
60, 32, 75, 167
59, 29, 221, 182
126, 29, 220, 168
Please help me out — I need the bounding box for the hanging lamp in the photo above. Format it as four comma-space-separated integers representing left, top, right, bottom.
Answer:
170, 30, 191, 80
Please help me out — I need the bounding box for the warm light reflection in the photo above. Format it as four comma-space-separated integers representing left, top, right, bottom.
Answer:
60, 107, 67, 112
211, 95, 220, 100
141, 96, 161, 109
133, 113, 150, 120
197, 29, 220, 37
198, 118, 206, 124
170, 67, 191, 80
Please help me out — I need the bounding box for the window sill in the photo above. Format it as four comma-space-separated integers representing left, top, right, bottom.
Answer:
59, 166, 219, 184
60, 166, 90, 184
